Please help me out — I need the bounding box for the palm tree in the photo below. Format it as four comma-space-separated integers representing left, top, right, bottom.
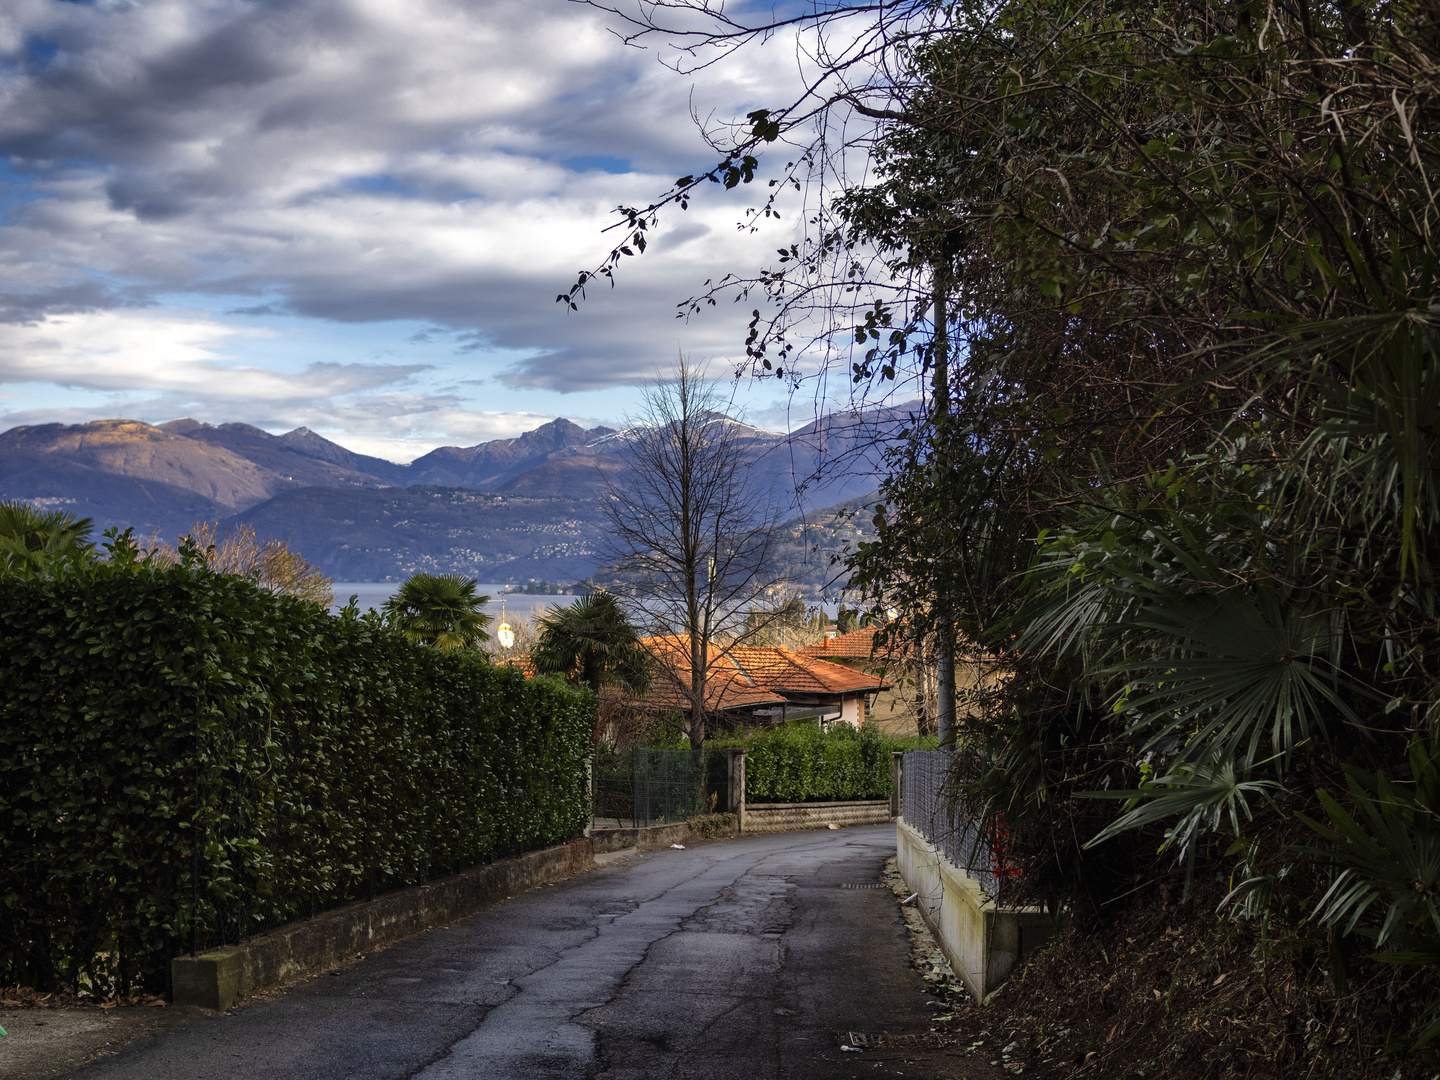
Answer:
0, 501, 95, 577
382, 573, 491, 651
532, 592, 651, 695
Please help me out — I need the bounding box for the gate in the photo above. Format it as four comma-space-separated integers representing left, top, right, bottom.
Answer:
592, 747, 705, 828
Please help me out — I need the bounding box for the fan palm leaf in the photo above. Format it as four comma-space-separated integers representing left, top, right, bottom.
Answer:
0, 500, 96, 577
532, 592, 650, 694
382, 574, 491, 651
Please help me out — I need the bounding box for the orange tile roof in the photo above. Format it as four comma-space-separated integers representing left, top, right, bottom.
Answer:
724, 644, 890, 696
797, 626, 902, 661
634, 636, 787, 713
497, 654, 538, 677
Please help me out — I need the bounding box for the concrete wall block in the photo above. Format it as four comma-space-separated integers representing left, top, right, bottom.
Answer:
590, 821, 694, 852
894, 821, 1049, 1003
743, 800, 893, 834
171, 840, 590, 1012
171, 947, 246, 1012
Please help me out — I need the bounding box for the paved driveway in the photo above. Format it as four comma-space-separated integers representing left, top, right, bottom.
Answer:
66, 826, 987, 1079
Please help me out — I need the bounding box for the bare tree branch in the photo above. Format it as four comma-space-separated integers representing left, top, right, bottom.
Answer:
601, 359, 790, 747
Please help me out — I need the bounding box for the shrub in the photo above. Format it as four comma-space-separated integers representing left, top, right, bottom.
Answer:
686, 813, 737, 840
0, 561, 593, 996
711, 722, 933, 803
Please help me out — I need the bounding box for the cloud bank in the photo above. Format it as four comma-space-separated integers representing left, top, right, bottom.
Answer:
0, 0, 816, 451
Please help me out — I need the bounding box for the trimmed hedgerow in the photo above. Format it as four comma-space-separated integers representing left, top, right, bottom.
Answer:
711, 722, 933, 803
0, 559, 592, 996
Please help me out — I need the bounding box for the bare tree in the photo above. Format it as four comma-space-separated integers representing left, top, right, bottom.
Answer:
603, 359, 785, 751
154, 521, 334, 606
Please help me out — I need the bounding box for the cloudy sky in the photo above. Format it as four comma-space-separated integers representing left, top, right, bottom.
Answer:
0, 0, 890, 460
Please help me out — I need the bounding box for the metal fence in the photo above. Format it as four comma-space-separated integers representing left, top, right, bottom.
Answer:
631, 747, 705, 826
902, 750, 1006, 901
593, 752, 636, 828
593, 747, 706, 828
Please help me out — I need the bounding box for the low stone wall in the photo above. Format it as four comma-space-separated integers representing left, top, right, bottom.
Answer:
172, 838, 594, 1011
894, 821, 1052, 1001
590, 821, 691, 853
743, 800, 893, 834
590, 815, 740, 853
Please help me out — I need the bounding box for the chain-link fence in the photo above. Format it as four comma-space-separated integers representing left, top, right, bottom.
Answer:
593, 751, 636, 829
631, 747, 705, 826
902, 750, 1007, 901
593, 747, 706, 828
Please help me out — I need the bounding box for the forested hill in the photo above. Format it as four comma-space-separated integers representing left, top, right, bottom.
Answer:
0, 407, 900, 581
227, 485, 875, 586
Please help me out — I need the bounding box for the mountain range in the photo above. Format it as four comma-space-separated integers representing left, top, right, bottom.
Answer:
0, 409, 903, 583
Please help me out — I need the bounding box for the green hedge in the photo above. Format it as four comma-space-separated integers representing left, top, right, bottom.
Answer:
0, 562, 593, 996
711, 723, 934, 803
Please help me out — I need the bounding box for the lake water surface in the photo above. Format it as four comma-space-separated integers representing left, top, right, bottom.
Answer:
328, 583, 573, 624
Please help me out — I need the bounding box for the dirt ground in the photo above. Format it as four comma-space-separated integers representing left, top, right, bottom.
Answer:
877, 860, 1438, 1080
0, 991, 196, 1080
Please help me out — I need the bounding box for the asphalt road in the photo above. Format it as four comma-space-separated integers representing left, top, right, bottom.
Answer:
65, 826, 988, 1080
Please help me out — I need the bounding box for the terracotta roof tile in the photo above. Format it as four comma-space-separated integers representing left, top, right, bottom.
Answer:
508, 634, 894, 713
797, 626, 901, 661
725, 644, 890, 696
498, 654, 538, 677
624, 636, 888, 713
633, 636, 787, 713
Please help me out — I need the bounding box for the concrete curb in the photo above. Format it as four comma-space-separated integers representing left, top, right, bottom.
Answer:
590, 821, 708, 853
171, 837, 594, 1011
587, 817, 743, 852
893, 821, 1052, 1001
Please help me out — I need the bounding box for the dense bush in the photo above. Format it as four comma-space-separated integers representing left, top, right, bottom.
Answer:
711, 723, 931, 803
0, 557, 593, 997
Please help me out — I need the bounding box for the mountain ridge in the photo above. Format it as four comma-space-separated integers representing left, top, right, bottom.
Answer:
0, 405, 907, 579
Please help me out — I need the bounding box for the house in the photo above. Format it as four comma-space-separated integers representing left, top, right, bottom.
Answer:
799, 624, 932, 737
632, 635, 889, 729
799, 623, 999, 737
722, 644, 889, 727
635, 635, 789, 718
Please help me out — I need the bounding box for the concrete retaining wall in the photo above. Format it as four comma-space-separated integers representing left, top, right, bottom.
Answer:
172, 837, 594, 1011
895, 820, 1053, 1001
590, 821, 693, 852
743, 800, 893, 834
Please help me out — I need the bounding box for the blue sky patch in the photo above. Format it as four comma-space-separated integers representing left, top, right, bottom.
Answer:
560, 155, 632, 175
341, 174, 422, 198
0, 160, 50, 221
26, 38, 59, 70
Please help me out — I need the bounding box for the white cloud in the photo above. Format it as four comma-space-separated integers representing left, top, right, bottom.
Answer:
0, 308, 424, 397
0, 0, 852, 453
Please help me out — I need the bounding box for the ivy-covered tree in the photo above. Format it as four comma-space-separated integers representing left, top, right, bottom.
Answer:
575, 0, 1440, 1050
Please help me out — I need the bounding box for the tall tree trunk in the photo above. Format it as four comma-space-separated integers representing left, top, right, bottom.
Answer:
912, 620, 934, 737
932, 269, 956, 747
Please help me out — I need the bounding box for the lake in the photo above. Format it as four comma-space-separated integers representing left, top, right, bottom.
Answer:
329, 583, 849, 627
329, 583, 574, 624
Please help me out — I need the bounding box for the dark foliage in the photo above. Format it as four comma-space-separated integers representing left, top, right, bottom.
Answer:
0, 554, 592, 997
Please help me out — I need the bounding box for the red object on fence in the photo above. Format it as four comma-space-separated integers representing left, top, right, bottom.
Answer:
988, 815, 1021, 880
